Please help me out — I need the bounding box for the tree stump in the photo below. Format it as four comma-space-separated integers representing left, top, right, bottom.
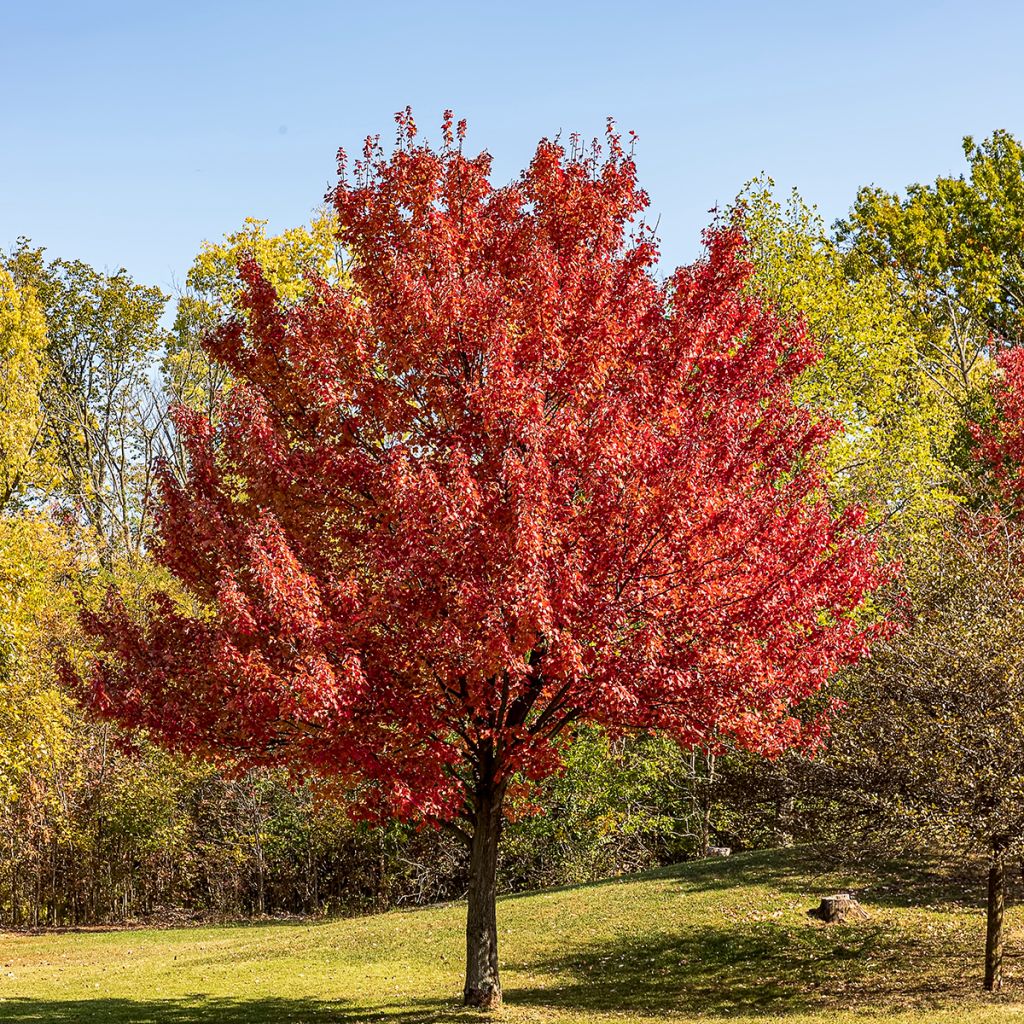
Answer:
808, 894, 869, 924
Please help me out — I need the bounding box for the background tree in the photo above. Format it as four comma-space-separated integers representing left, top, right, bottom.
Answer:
75, 117, 887, 1008
0, 267, 50, 510
501, 728, 710, 887
807, 513, 1024, 992
739, 181, 958, 540
165, 212, 349, 482
700, 161, 1024, 863
836, 131, 1024, 422
0, 514, 78, 808
717, 345, 1024, 993
2, 241, 171, 566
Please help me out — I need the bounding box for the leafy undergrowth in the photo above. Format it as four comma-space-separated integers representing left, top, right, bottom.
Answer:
1, 848, 1022, 1023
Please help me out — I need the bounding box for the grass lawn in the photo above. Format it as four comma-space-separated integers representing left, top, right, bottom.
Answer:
2, 847, 1023, 1023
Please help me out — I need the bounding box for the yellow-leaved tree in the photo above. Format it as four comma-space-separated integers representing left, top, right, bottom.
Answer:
0, 265, 74, 801
0, 267, 50, 510
168, 211, 348, 418
0, 514, 82, 802
737, 180, 969, 542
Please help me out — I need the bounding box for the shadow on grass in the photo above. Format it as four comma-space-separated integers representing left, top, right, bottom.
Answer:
0, 996, 340, 1023
0, 995, 480, 1024
502, 916, 986, 1018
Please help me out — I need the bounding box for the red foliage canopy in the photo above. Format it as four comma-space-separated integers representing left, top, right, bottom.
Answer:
78, 116, 886, 824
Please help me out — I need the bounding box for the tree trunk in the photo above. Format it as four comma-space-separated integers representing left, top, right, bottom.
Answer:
985, 836, 1007, 992
464, 790, 504, 1009
254, 838, 265, 916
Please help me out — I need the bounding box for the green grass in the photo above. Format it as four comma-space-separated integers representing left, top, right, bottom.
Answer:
2, 848, 1024, 1022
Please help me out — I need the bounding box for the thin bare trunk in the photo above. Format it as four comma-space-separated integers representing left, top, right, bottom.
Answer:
985, 836, 1007, 992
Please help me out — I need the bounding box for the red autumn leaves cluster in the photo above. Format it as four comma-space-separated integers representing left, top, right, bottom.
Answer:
74, 117, 889, 823
977, 348, 1024, 516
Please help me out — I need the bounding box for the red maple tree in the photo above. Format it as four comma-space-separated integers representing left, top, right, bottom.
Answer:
76, 113, 887, 1007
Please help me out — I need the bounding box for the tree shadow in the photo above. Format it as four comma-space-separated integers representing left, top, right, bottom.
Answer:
843, 856, 992, 914
0, 996, 338, 1023
0, 995, 484, 1024
503, 918, 989, 1017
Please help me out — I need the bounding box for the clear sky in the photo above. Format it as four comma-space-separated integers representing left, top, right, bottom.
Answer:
3, 0, 1023, 297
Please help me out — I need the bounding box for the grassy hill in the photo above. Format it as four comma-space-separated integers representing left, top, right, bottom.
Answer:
1, 847, 1022, 1023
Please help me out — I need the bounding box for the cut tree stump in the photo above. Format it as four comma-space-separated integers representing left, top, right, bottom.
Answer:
807, 893, 870, 924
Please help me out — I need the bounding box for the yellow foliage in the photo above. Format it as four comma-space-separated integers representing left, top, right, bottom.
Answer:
0, 514, 82, 801
739, 180, 966, 541
168, 210, 349, 414
188, 210, 346, 307
0, 267, 50, 506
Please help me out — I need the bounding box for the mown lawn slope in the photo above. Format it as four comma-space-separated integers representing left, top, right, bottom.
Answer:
2, 848, 1023, 1023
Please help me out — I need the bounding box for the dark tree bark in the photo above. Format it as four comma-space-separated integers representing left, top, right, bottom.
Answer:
985, 835, 1008, 992
463, 786, 504, 1008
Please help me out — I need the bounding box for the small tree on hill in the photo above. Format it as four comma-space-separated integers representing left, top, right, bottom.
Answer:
741, 348, 1024, 993
804, 515, 1024, 992
73, 114, 887, 1008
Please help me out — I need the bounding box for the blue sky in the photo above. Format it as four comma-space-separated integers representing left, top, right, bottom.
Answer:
3, 0, 1023, 297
